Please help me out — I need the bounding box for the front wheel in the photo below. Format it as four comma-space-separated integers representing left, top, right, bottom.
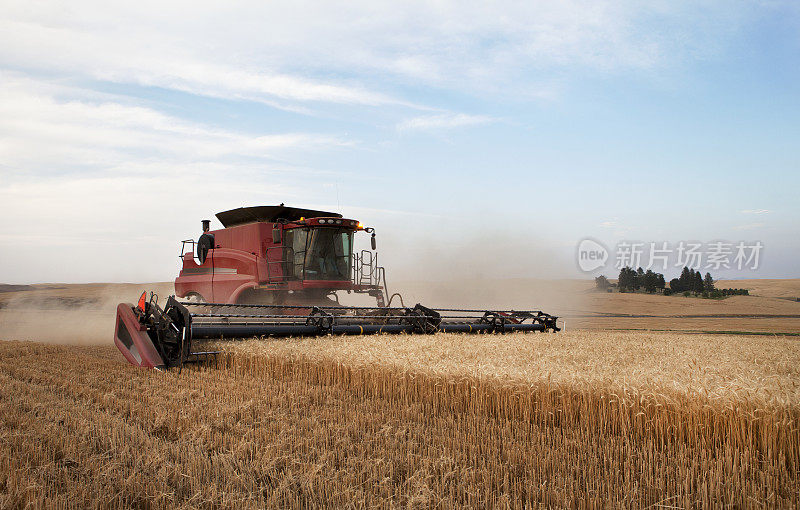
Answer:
183, 292, 211, 314
185, 292, 206, 303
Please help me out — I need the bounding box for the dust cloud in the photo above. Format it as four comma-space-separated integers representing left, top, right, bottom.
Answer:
0, 283, 174, 345
343, 235, 593, 319
382, 278, 590, 319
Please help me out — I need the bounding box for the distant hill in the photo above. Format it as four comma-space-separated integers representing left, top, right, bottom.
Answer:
0, 284, 33, 293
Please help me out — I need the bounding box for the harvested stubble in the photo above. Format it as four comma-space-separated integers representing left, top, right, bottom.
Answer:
1, 332, 799, 508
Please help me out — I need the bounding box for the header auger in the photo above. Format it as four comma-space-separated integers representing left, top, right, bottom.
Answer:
114, 205, 560, 369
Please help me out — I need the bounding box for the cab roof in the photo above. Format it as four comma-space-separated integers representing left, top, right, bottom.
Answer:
215, 205, 342, 228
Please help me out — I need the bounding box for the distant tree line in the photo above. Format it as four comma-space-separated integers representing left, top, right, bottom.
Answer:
595, 266, 751, 298
594, 275, 611, 291
617, 267, 665, 293
667, 267, 707, 294
718, 288, 749, 296
666, 267, 749, 297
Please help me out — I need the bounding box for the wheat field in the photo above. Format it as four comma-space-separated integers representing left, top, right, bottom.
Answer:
2, 331, 799, 508
202, 331, 800, 405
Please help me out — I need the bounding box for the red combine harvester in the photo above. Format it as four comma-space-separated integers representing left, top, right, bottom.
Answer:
114, 205, 560, 370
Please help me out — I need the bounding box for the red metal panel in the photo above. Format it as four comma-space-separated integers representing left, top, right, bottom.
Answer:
113, 303, 165, 369
175, 252, 214, 301
212, 223, 266, 256
208, 248, 259, 303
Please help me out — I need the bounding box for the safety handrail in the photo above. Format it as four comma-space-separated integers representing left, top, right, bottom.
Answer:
353, 250, 384, 287
265, 246, 290, 284
179, 239, 197, 260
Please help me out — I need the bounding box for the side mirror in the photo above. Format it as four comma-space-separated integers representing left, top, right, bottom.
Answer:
272, 228, 281, 244
370, 233, 376, 250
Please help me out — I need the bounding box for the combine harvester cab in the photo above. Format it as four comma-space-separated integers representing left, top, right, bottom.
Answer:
114, 204, 561, 370
173, 205, 388, 308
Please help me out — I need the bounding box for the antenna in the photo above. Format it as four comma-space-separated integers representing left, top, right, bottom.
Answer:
335, 181, 341, 212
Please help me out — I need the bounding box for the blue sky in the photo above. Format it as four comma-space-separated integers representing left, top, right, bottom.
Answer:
0, 1, 798, 283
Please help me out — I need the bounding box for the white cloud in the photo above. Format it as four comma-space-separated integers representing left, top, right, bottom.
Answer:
0, 0, 756, 104
733, 222, 766, 231
741, 209, 771, 214
0, 73, 351, 173
397, 113, 496, 131
598, 219, 634, 238
0, 18, 401, 109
